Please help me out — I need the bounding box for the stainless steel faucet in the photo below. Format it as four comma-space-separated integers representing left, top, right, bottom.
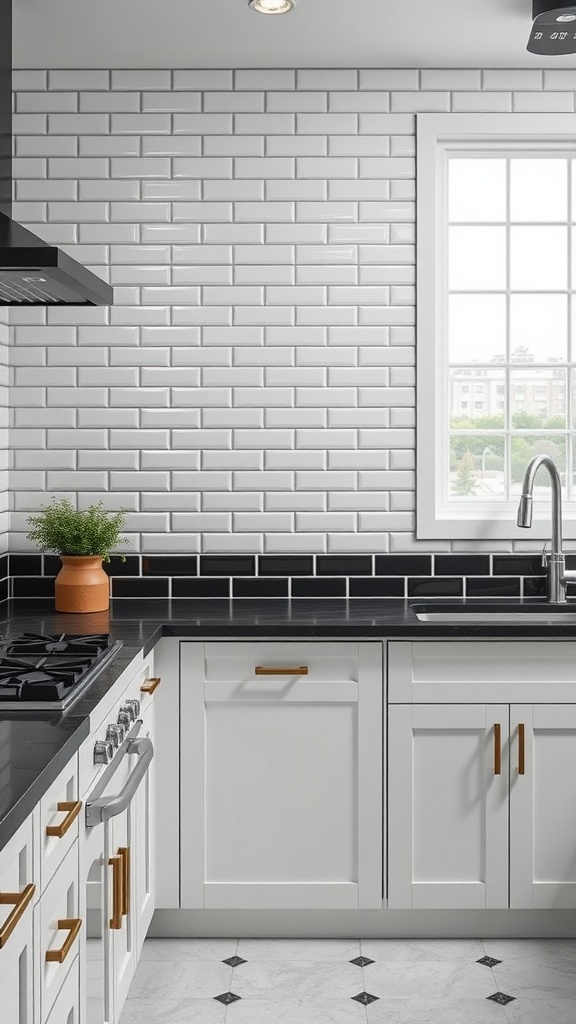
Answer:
517, 454, 576, 603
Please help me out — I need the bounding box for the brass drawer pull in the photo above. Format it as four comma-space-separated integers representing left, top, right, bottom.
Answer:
46, 800, 82, 839
45, 918, 82, 964
109, 855, 124, 930
255, 666, 309, 676
140, 677, 161, 695
518, 723, 526, 775
0, 884, 36, 948
119, 846, 131, 916
493, 723, 502, 776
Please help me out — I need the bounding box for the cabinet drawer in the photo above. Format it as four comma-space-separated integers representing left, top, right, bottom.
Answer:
44, 955, 79, 1024
0, 815, 36, 1012
388, 640, 576, 703
40, 755, 80, 891
202, 642, 360, 686
39, 842, 81, 1022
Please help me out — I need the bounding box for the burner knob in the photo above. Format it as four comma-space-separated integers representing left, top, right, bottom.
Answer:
119, 702, 136, 723
106, 724, 124, 749
93, 740, 114, 766
125, 698, 141, 719
117, 709, 132, 729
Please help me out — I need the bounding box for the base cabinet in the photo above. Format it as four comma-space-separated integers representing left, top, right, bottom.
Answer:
180, 641, 383, 910
0, 816, 36, 1024
388, 693, 576, 910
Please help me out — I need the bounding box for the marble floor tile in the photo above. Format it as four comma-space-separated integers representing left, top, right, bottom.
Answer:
360, 961, 496, 1000
503, 998, 576, 1024
237, 938, 361, 962
482, 939, 576, 964
366, 997, 506, 1024
224, 998, 368, 1023
231, 960, 363, 1001
360, 939, 485, 963
119, 997, 226, 1023
492, 960, 576, 1000
128, 959, 232, 1000
139, 938, 239, 961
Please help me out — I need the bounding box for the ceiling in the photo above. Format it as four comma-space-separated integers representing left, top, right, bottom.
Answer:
13, 0, 576, 69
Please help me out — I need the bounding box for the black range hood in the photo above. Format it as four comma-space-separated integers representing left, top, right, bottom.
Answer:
0, 3, 113, 305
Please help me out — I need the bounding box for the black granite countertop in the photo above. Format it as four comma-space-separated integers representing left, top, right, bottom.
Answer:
2, 595, 576, 851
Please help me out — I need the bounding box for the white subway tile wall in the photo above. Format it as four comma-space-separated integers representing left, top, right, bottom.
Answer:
10, 69, 575, 554
0, 312, 8, 553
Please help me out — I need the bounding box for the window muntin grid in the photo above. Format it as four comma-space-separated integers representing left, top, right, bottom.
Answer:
446, 152, 575, 505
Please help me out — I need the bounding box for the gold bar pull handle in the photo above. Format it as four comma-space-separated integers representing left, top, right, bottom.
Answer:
518, 723, 526, 776
140, 677, 161, 695
118, 846, 130, 917
45, 918, 82, 963
255, 666, 309, 676
109, 856, 124, 930
46, 800, 82, 839
493, 723, 502, 775
0, 884, 36, 948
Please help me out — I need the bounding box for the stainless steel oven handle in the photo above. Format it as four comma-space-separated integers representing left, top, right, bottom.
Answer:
85, 737, 154, 828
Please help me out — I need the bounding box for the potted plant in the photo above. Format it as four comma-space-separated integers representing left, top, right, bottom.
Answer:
26, 498, 129, 613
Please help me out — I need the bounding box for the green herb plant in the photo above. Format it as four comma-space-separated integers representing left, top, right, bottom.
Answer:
26, 498, 129, 563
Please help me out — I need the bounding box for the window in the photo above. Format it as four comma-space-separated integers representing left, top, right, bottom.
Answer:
417, 114, 576, 540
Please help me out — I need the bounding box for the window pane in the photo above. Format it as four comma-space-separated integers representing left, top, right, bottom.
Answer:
510, 294, 568, 363
450, 367, 505, 427
448, 158, 506, 223
448, 294, 506, 363
510, 159, 568, 222
511, 435, 567, 497
449, 435, 505, 500
449, 227, 507, 290
510, 227, 567, 289
510, 367, 567, 427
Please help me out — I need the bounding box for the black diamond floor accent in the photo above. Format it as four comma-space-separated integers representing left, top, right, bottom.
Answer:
352, 992, 379, 1005
214, 992, 241, 1005
487, 992, 515, 1005
477, 956, 502, 968
350, 956, 375, 967
222, 956, 247, 968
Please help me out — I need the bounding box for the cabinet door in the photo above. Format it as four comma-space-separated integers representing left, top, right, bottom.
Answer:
388, 704, 509, 910
510, 704, 576, 909
0, 815, 36, 1024
181, 642, 382, 910
133, 704, 155, 958
109, 796, 136, 1018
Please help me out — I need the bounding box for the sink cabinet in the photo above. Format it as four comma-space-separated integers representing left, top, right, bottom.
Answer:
180, 641, 383, 910
387, 641, 576, 910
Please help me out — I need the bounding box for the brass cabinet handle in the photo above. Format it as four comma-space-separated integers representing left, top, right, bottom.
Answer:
45, 918, 82, 963
119, 847, 130, 917
0, 884, 36, 948
518, 723, 526, 776
493, 723, 502, 775
46, 800, 82, 839
140, 676, 161, 695
109, 856, 124, 930
254, 666, 309, 676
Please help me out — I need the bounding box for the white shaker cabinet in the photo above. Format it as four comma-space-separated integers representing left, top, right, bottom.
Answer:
0, 815, 36, 1024
388, 704, 509, 910
388, 641, 576, 912
510, 704, 576, 909
180, 641, 383, 911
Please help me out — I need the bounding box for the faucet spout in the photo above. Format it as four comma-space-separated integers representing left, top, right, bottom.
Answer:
516, 454, 566, 603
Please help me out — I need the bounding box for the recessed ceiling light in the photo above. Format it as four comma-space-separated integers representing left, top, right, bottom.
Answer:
249, 0, 298, 14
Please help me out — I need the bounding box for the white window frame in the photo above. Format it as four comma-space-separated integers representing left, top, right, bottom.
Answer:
417, 113, 576, 541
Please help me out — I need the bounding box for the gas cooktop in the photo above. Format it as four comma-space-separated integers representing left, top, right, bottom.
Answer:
0, 633, 123, 711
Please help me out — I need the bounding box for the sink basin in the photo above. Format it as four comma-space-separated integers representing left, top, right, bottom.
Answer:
413, 603, 576, 624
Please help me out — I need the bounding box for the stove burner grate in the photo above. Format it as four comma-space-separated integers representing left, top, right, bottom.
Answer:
5, 632, 112, 657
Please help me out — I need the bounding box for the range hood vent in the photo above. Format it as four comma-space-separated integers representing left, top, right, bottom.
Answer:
0, 4, 113, 305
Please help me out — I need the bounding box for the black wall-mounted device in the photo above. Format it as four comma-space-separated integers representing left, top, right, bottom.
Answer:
528, 0, 576, 54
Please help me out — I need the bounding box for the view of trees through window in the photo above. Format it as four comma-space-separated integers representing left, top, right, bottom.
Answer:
447, 154, 575, 501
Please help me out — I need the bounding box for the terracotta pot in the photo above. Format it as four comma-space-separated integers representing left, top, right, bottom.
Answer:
54, 555, 110, 613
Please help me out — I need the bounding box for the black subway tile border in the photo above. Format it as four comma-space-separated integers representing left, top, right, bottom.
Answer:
4, 551, 557, 599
